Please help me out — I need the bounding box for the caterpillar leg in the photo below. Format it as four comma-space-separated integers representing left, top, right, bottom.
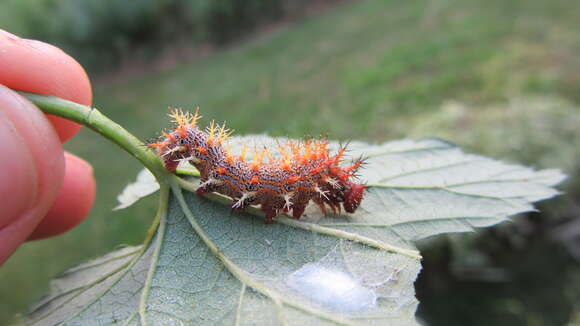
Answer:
195, 177, 223, 196
291, 204, 307, 220
328, 201, 341, 215
314, 199, 328, 216
231, 191, 256, 212
196, 187, 209, 196
262, 206, 278, 224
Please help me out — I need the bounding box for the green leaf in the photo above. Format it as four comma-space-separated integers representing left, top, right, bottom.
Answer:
23, 138, 564, 326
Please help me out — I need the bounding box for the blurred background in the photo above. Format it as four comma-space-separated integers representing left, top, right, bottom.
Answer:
1, 0, 579, 325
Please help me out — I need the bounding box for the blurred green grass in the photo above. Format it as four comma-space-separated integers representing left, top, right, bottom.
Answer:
2, 0, 580, 323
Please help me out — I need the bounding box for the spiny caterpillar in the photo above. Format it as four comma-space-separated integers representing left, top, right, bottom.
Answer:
149, 109, 366, 223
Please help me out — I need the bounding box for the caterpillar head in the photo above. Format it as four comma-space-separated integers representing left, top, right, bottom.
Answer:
150, 134, 191, 172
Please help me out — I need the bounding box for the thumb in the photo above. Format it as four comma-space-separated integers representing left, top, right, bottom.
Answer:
0, 86, 64, 265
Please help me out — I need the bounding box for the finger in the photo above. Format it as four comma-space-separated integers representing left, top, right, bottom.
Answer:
0, 29, 92, 142
28, 152, 96, 240
0, 109, 37, 229
0, 86, 64, 265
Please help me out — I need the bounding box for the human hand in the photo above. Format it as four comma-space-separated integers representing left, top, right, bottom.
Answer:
0, 29, 96, 265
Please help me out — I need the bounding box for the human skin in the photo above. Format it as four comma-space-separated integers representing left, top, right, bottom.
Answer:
0, 29, 96, 265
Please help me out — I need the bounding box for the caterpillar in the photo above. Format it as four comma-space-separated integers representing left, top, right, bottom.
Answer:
149, 109, 366, 223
